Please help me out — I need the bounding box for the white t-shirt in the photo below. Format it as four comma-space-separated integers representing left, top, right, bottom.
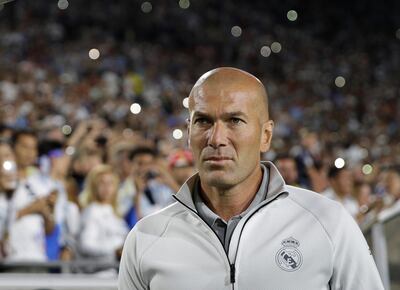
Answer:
322, 187, 359, 217
6, 173, 68, 261
79, 202, 128, 261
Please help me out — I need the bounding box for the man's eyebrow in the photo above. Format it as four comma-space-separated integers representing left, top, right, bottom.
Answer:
221, 111, 247, 119
192, 111, 211, 118
191, 111, 247, 119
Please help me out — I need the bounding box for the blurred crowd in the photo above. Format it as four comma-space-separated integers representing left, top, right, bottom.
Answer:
0, 0, 399, 270
0, 129, 195, 266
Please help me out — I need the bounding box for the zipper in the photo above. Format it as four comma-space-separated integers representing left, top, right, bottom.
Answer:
174, 191, 287, 289
231, 192, 287, 268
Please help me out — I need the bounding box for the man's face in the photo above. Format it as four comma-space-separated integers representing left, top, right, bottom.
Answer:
0, 160, 18, 192
96, 172, 117, 204
276, 158, 298, 185
0, 144, 14, 161
132, 153, 155, 175
189, 83, 272, 189
14, 134, 38, 168
332, 169, 354, 196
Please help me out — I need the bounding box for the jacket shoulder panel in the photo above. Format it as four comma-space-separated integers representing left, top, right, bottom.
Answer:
286, 185, 344, 247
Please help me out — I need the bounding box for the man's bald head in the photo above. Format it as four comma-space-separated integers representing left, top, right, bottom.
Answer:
188, 67, 270, 122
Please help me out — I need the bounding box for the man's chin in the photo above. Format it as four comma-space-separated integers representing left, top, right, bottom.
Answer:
202, 172, 234, 189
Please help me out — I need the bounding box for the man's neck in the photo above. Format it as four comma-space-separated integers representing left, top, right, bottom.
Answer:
200, 166, 263, 221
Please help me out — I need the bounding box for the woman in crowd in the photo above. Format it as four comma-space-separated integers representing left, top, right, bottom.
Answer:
78, 165, 128, 262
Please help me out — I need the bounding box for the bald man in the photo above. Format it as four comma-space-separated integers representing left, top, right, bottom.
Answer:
119, 68, 383, 290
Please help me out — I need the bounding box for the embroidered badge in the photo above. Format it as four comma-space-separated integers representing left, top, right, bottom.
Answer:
275, 237, 303, 272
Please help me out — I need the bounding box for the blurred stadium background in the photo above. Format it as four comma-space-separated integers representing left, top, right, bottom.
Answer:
0, 0, 399, 289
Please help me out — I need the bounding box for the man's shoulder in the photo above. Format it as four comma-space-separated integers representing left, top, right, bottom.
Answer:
285, 185, 348, 236
133, 201, 186, 237
286, 185, 342, 213
123, 201, 187, 257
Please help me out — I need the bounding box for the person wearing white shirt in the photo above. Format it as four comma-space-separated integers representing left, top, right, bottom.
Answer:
79, 164, 128, 261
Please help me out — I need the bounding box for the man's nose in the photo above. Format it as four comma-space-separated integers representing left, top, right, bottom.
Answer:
207, 121, 227, 148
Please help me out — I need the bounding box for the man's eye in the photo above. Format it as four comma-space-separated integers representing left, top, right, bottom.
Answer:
194, 118, 211, 125
230, 118, 243, 124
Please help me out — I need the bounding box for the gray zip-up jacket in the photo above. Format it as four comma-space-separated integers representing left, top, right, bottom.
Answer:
118, 161, 384, 290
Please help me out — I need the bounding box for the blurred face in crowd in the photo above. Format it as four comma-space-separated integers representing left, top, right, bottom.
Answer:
355, 183, 372, 207
330, 169, 354, 197
188, 67, 273, 190
73, 151, 103, 176
0, 142, 14, 161
114, 150, 133, 179
384, 170, 400, 199
0, 143, 18, 193
132, 153, 155, 175
276, 157, 298, 185
95, 172, 118, 204
172, 165, 195, 185
14, 134, 38, 169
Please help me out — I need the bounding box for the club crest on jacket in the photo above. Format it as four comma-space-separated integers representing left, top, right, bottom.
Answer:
275, 237, 303, 272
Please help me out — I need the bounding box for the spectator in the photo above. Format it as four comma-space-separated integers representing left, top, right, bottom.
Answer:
11, 130, 39, 180
381, 169, 400, 209
0, 139, 17, 259
128, 146, 178, 220
6, 178, 56, 261
78, 165, 128, 262
37, 139, 80, 261
168, 149, 195, 186
274, 154, 299, 186
322, 166, 359, 217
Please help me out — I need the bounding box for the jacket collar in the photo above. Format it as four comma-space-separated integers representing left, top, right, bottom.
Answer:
173, 161, 287, 212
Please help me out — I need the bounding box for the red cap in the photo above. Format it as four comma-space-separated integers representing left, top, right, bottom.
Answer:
168, 150, 194, 168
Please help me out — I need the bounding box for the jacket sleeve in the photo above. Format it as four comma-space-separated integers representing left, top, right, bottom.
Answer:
118, 228, 147, 290
329, 206, 384, 290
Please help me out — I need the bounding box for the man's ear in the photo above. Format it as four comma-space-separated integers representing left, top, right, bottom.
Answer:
260, 120, 274, 152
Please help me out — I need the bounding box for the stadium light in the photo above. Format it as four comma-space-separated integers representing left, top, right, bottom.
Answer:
260, 46, 271, 57
334, 158, 345, 169
231, 26, 242, 38
335, 76, 346, 88
141, 2, 152, 13
89, 48, 100, 60
287, 10, 298, 21
58, 0, 69, 10
130, 103, 142, 114
173, 129, 183, 140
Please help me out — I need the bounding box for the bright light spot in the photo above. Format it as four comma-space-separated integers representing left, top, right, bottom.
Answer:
334, 158, 345, 169
123, 128, 134, 138
179, 0, 190, 9
58, 0, 69, 10
2, 160, 13, 171
287, 10, 298, 21
271, 42, 282, 53
173, 129, 183, 140
130, 103, 142, 114
65, 146, 76, 156
362, 164, 373, 175
335, 76, 346, 88
396, 28, 400, 40
231, 26, 242, 38
141, 1, 152, 13
260, 46, 271, 57
62, 125, 72, 135
182, 97, 189, 108
89, 48, 100, 60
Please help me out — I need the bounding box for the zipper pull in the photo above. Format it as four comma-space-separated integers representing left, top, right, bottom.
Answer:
230, 264, 236, 284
